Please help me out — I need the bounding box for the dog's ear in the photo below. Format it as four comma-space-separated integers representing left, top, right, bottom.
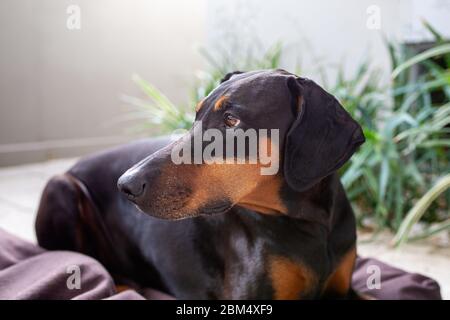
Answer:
220, 71, 244, 83
284, 77, 365, 192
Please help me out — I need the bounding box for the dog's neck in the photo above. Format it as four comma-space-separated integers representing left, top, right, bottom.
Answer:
239, 174, 336, 225
282, 174, 336, 226
238, 175, 288, 215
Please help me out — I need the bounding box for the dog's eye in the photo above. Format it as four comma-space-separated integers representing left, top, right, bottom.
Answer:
224, 113, 240, 127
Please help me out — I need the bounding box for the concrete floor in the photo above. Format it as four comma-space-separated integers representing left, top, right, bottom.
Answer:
0, 158, 449, 299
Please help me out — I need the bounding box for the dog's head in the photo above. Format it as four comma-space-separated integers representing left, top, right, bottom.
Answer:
117, 69, 364, 219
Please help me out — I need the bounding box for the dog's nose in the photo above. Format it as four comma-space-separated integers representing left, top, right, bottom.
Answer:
117, 173, 146, 200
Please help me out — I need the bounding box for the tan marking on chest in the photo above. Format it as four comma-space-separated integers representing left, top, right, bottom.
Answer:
268, 255, 315, 300
322, 246, 356, 297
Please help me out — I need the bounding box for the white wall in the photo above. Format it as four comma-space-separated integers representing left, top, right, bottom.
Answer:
205, 0, 450, 84
0, 0, 206, 165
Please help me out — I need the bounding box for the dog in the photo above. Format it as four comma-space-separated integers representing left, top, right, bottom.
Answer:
35, 69, 365, 299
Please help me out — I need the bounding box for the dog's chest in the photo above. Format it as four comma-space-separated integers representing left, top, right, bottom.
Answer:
220, 228, 322, 299
265, 254, 318, 299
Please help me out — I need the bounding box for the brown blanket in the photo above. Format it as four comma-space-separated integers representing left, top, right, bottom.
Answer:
0, 228, 441, 300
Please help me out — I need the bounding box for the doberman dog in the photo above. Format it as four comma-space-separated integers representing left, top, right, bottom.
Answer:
35, 69, 365, 299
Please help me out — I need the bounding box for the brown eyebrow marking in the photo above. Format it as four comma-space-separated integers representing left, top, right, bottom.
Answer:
195, 99, 205, 112
214, 95, 228, 111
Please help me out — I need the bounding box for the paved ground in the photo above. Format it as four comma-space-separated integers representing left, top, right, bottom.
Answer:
0, 158, 448, 299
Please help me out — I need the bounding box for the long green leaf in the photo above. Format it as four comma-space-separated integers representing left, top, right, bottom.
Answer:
392, 174, 450, 246
392, 44, 450, 79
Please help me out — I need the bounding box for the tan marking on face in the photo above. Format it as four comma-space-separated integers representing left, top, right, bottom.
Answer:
268, 255, 316, 300
185, 159, 286, 216
195, 99, 205, 112
151, 135, 285, 218
184, 162, 261, 212
322, 246, 356, 297
238, 175, 286, 215
214, 95, 228, 111
236, 135, 285, 214
160, 135, 285, 216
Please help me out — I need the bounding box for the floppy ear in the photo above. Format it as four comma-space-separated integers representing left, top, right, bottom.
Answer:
220, 71, 244, 83
284, 77, 365, 192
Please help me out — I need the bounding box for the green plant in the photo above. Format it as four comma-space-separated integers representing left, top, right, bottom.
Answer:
121, 74, 194, 134
392, 174, 450, 246
339, 24, 450, 237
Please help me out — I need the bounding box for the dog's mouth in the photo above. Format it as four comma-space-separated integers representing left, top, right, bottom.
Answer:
132, 197, 233, 221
